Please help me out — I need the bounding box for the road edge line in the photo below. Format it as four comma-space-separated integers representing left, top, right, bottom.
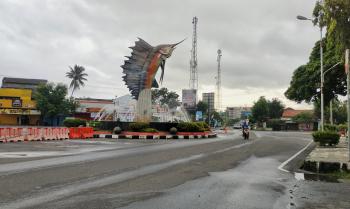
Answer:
278, 140, 314, 173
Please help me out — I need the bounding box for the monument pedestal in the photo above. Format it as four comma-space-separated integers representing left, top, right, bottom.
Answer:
136, 89, 152, 122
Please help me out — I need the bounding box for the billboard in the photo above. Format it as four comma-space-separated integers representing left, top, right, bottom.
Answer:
195, 111, 203, 121
182, 89, 197, 109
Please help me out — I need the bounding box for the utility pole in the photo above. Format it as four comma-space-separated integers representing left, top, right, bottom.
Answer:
216, 49, 222, 111
330, 100, 333, 125
190, 17, 198, 90
319, 1, 325, 131
345, 49, 350, 160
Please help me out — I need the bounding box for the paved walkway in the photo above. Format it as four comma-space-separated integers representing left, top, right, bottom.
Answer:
305, 138, 350, 168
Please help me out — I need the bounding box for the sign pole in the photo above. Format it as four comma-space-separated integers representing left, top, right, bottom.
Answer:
345, 49, 350, 161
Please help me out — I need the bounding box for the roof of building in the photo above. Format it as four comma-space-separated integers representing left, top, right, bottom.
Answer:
75, 98, 113, 104
2, 77, 47, 85
282, 108, 312, 118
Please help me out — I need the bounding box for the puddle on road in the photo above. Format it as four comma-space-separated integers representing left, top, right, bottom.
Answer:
294, 172, 339, 183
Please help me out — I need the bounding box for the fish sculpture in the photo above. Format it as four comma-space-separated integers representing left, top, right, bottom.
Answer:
121, 38, 184, 100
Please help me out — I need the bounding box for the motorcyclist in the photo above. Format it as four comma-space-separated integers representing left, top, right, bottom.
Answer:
241, 119, 249, 137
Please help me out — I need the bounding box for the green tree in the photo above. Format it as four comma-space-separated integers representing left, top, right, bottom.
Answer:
66, 65, 88, 97
196, 101, 208, 113
34, 83, 77, 124
292, 111, 315, 123
285, 39, 346, 105
325, 100, 347, 124
151, 87, 180, 109
211, 111, 224, 125
268, 98, 285, 119
285, 0, 349, 105
252, 96, 269, 122
323, 0, 350, 57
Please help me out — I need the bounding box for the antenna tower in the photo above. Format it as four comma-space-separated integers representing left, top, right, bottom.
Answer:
216, 49, 222, 110
189, 17, 198, 90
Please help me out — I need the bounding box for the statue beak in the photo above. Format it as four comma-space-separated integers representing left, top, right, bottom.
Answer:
171, 38, 186, 48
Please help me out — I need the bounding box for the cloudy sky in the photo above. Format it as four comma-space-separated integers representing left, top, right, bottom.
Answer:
0, 0, 319, 109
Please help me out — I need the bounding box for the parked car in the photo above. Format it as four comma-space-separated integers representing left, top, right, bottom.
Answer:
233, 123, 242, 129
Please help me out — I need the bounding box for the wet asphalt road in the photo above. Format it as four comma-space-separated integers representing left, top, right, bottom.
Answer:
0, 131, 349, 209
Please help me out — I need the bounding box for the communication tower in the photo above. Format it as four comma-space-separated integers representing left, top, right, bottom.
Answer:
189, 17, 198, 90
216, 49, 222, 110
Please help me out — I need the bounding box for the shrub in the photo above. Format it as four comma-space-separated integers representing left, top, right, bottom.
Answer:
267, 119, 284, 131
324, 124, 338, 132
113, 126, 122, 134
140, 128, 158, 133
169, 127, 177, 135
312, 131, 340, 146
177, 122, 207, 132
195, 122, 210, 131
338, 124, 347, 131
63, 118, 86, 127
128, 122, 149, 132
89, 121, 101, 131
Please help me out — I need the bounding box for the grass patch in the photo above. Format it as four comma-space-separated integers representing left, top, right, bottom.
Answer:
329, 171, 350, 180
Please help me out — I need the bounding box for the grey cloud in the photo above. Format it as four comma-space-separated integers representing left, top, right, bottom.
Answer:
0, 0, 318, 106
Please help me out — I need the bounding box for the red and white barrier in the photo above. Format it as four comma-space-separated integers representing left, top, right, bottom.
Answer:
0, 127, 71, 143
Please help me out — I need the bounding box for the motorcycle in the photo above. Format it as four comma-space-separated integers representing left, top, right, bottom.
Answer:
243, 128, 249, 140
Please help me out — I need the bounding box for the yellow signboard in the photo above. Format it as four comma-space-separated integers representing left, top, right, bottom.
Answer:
0, 109, 40, 115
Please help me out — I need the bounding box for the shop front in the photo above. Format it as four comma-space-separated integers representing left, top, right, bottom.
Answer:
0, 88, 41, 125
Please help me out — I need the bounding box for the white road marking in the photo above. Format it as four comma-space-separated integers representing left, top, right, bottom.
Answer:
0, 141, 253, 209
278, 140, 313, 173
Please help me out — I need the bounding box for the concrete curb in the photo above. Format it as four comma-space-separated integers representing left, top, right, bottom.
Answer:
93, 133, 217, 139
0, 137, 69, 143
278, 140, 315, 173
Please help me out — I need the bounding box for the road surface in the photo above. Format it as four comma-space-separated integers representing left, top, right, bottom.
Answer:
0, 131, 349, 209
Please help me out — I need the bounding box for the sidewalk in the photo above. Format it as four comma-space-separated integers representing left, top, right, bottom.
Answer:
303, 137, 350, 173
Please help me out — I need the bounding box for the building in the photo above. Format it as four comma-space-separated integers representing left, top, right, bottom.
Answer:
226, 107, 252, 119
281, 108, 312, 121
202, 92, 215, 114
0, 77, 47, 125
281, 108, 315, 131
0, 88, 41, 125
75, 98, 114, 120
182, 89, 197, 111
2, 77, 47, 93
75, 95, 137, 122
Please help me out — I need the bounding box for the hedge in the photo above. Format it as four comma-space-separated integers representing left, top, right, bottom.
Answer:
63, 118, 86, 127
177, 122, 210, 132
128, 122, 150, 132
312, 131, 340, 146
140, 128, 158, 133
324, 124, 338, 132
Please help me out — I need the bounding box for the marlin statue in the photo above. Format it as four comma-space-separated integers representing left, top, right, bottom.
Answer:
121, 38, 184, 100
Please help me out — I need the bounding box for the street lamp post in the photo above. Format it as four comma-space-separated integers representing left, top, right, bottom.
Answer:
297, 4, 324, 130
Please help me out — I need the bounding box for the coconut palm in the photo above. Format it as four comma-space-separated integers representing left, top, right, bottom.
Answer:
66, 65, 88, 97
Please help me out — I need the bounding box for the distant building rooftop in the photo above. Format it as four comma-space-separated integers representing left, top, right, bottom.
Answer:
1, 77, 47, 91
75, 98, 114, 104
282, 108, 313, 119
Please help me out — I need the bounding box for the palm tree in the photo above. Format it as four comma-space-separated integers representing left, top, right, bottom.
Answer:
66, 65, 88, 97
